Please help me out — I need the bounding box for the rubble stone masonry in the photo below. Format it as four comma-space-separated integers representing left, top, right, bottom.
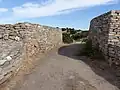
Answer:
89, 10, 120, 66
0, 22, 62, 84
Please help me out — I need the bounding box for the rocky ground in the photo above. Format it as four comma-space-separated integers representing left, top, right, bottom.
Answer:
1, 43, 120, 90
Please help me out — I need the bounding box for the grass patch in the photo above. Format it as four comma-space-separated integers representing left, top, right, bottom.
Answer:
62, 33, 73, 44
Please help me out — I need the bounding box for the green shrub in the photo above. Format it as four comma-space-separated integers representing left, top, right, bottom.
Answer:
62, 33, 73, 44
81, 38, 88, 43
61, 28, 89, 43
81, 39, 104, 60
80, 31, 89, 38
82, 40, 94, 57
72, 33, 81, 41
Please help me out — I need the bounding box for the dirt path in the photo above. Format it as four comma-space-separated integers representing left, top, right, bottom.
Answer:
9, 44, 119, 90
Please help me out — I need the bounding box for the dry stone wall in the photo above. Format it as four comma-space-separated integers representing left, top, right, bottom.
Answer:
89, 10, 120, 66
0, 22, 62, 84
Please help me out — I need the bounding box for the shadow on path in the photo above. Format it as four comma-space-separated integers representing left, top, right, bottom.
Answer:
58, 44, 120, 89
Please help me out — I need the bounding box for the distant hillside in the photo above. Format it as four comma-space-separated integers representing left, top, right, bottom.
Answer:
61, 28, 89, 43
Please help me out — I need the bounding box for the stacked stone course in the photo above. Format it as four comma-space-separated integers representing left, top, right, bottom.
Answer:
0, 22, 62, 84
89, 10, 120, 66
